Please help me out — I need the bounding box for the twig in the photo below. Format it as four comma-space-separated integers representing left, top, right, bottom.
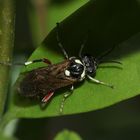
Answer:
0, 0, 15, 118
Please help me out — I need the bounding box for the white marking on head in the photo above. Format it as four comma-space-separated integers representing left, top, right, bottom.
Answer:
75, 59, 82, 65
65, 70, 70, 76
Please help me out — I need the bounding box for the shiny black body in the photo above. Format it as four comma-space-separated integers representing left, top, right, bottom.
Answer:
19, 55, 97, 99
67, 60, 84, 78
81, 54, 97, 75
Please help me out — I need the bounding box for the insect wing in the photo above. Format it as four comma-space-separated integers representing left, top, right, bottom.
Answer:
18, 60, 77, 98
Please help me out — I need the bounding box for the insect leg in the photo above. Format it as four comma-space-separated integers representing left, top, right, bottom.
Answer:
41, 91, 54, 103
0, 58, 52, 66
87, 75, 114, 88
59, 85, 74, 114
56, 23, 69, 59
24, 58, 52, 66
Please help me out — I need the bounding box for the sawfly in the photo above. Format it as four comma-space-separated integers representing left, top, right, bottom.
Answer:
14, 23, 121, 113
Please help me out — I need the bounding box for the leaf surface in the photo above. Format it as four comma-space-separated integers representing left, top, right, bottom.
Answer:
54, 130, 82, 140
8, 0, 140, 118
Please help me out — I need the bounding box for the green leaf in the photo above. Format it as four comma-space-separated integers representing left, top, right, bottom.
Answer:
54, 130, 82, 140
7, 0, 140, 118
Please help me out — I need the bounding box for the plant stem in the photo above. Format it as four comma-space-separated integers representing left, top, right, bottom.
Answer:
0, 0, 15, 117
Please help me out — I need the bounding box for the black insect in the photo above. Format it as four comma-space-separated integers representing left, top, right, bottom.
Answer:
18, 23, 121, 113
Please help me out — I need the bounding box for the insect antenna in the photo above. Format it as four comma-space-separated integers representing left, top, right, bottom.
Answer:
79, 31, 89, 58
96, 46, 122, 65
56, 23, 69, 59
97, 46, 116, 61
99, 60, 122, 65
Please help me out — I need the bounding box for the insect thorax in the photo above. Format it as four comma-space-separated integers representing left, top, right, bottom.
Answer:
64, 57, 86, 81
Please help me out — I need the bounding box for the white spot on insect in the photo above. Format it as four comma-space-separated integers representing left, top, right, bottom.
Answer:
75, 59, 83, 65
25, 61, 33, 65
81, 70, 86, 80
79, 68, 86, 81
79, 64, 86, 81
74, 59, 86, 81
65, 70, 70, 76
